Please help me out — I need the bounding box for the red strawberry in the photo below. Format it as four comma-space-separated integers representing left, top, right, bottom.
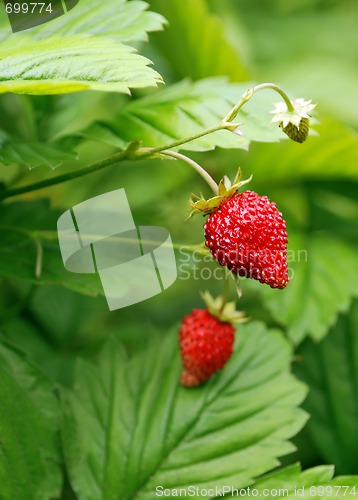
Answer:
180, 309, 235, 387
190, 169, 289, 289
204, 191, 289, 289
179, 292, 245, 387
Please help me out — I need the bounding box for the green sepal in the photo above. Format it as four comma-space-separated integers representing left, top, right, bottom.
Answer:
201, 291, 248, 324
188, 167, 252, 218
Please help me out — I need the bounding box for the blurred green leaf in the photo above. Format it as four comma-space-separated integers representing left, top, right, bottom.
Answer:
308, 182, 358, 244
149, 0, 249, 81
0, 200, 104, 296
62, 322, 307, 499
258, 234, 358, 344
0, 129, 77, 169
0, 283, 110, 385
31, 93, 121, 142
295, 300, 358, 474
232, 4, 358, 127
235, 118, 358, 181
84, 78, 290, 153
247, 463, 358, 499
0, 314, 74, 385
0, 339, 62, 499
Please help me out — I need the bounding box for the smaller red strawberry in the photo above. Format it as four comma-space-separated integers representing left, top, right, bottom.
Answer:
179, 292, 245, 387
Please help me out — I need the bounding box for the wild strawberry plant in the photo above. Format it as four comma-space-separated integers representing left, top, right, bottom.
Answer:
0, 0, 357, 499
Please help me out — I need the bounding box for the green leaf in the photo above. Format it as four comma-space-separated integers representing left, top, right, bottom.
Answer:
248, 463, 358, 499
0, 0, 166, 95
62, 321, 307, 499
0, 200, 105, 296
295, 300, 358, 474
0, 283, 114, 385
84, 78, 291, 153
258, 233, 358, 344
149, 0, 249, 81
18, 0, 166, 43
0, 339, 62, 499
30, 93, 121, 142
0, 129, 77, 169
0, 34, 162, 95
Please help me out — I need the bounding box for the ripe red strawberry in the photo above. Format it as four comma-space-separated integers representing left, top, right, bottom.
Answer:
190, 169, 289, 289
179, 292, 245, 387
180, 309, 235, 387
204, 190, 289, 289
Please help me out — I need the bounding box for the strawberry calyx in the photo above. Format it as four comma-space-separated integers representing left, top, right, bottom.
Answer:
201, 290, 247, 324
189, 167, 252, 218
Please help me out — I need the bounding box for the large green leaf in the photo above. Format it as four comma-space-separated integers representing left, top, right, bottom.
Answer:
0, 339, 62, 499
0, 0, 165, 95
62, 321, 307, 499
295, 300, 358, 474
258, 233, 358, 344
149, 0, 249, 81
84, 78, 292, 152
17, 0, 165, 43
246, 463, 358, 499
0, 34, 162, 95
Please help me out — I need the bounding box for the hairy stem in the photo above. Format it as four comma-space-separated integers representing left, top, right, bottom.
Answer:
0, 125, 229, 200
220, 272, 232, 312
138, 123, 230, 156
223, 82, 294, 123
160, 150, 218, 194
0, 82, 294, 200
0, 149, 131, 200
35, 239, 43, 279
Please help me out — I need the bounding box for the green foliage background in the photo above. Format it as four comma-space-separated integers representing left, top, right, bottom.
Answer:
0, 0, 357, 498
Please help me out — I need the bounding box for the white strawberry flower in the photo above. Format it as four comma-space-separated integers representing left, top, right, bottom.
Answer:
270, 98, 316, 128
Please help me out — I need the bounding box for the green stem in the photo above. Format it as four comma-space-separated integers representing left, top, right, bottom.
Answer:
0, 224, 209, 255
235, 276, 243, 299
160, 150, 218, 194
220, 272, 232, 312
1, 148, 131, 200
223, 82, 294, 123
0, 82, 294, 200
138, 123, 229, 156
0, 124, 230, 200
35, 239, 43, 279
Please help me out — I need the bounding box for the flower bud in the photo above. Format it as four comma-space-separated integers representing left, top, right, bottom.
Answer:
281, 117, 309, 143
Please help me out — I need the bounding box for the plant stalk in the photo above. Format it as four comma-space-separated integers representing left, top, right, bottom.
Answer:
223, 82, 294, 123
0, 82, 295, 200
160, 150, 218, 194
